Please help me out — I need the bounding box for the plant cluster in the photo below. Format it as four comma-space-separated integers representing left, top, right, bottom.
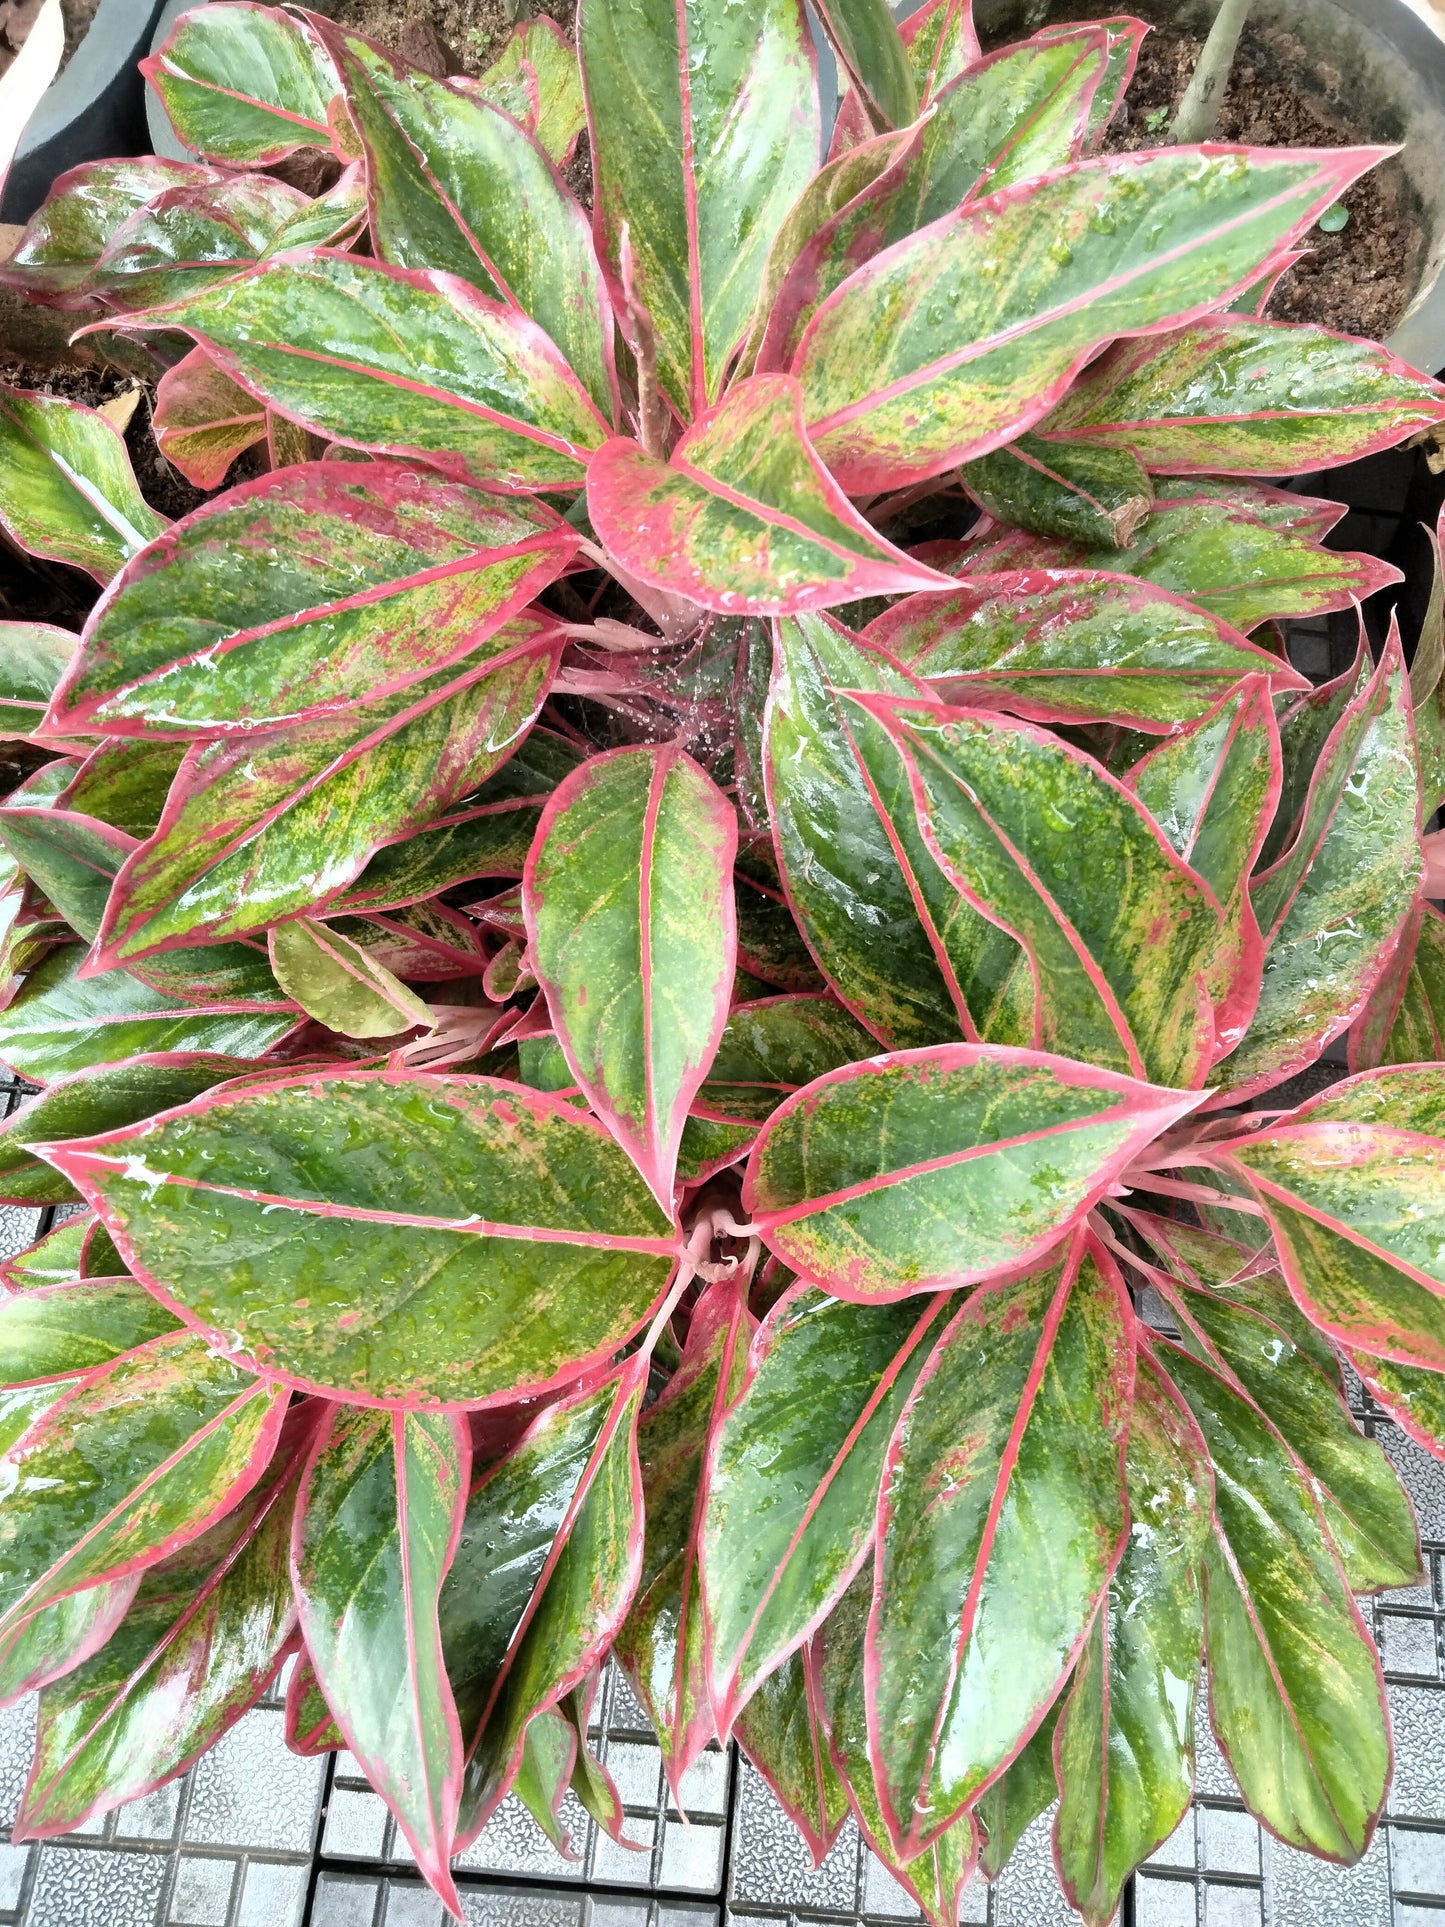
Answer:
0, 1, 1444, 1919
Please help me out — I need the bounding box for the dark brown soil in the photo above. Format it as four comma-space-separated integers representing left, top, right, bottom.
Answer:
1102, 24, 1421, 342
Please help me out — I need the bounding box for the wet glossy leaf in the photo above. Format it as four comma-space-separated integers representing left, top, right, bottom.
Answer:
83, 174, 318, 313
746, 1043, 1195, 1300
46, 1068, 678, 1406
52, 463, 574, 738
582, 0, 818, 414
473, 17, 586, 165
1, 1218, 94, 1292
972, 1706, 1059, 1881
867, 570, 1301, 733
0, 624, 73, 737
17, 1404, 312, 1836
0, 158, 208, 303
150, 349, 266, 492
268, 917, 433, 1039
285, 1650, 343, 1757
0, 948, 298, 1085
961, 431, 1152, 548
0, 390, 164, 584
1159, 1341, 1389, 1861
1053, 1353, 1211, 1925
0, 1576, 140, 1711
0, 1278, 179, 1385
0, 805, 134, 943
56, 741, 186, 841
1043, 314, 1445, 474
828, 0, 978, 152
141, 2, 336, 163
1376, 902, 1445, 1065
588, 378, 950, 615
105, 254, 610, 491
796, 146, 1381, 493
325, 28, 615, 418
525, 744, 737, 1206
702, 1281, 952, 1728
615, 1277, 749, 1792
814, 0, 914, 131
867, 1235, 1131, 1858
695, 995, 874, 1123
733, 1647, 848, 1867
294, 1405, 469, 1905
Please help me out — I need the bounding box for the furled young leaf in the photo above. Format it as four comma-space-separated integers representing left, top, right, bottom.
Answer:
961, 431, 1152, 548
587, 378, 950, 615
765, 612, 1027, 1048
444, 1361, 644, 1844
1158, 1340, 1390, 1861
733, 1647, 848, 1867
51, 462, 575, 737
0, 1277, 179, 1386
828, 0, 978, 152
94, 624, 557, 959
151, 349, 266, 491
866, 571, 1301, 733
1042, 314, 1445, 474
0, 805, 134, 943
1062, 14, 1146, 148
582, 0, 819, 414
747, 1043, 1196, 1301
814, 0, 914, 131
512, 1705, 578, 1854
268, 917, 433, 1039
796, 145, 1384, 492
694, 995, 875, 1123
141, 2, 336, 163
101, 254, 610, 491
16, 1402, 312, 1836
0, 1330, 287, 1667
324, 28, 615, 418
0, 948, 298, 1085
293, 1405, 469, 1907
615, 1277, 749, 1792
0, 1053, 259, 1205
473, 17, 586, 164
1217, 1066, 1445, 1373
702, 1281, 953, 1729
525, 744, 737, 1206
868, 1233, 1131, 1859
0, 158, 209, 303
0, 390, 164, 585
1220, 631, 1421, 1101
45, 1068, 679, 1406
874, 697, 1226, 1087
0, 624, 73, 737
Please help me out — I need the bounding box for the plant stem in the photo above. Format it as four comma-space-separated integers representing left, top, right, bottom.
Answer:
1170, 0, 1252, 145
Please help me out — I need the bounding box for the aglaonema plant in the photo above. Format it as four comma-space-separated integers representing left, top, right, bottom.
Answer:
0, 0, 1444, 1916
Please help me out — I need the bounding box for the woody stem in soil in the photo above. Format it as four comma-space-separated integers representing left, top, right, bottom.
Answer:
1171, 0, 1252, 144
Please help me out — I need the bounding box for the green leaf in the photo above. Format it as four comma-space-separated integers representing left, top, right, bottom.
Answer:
1377, 902, 1445, 1064
443, 1362, 644, 1845
152, 348, 267, 492
588, 378, 949, 615
868, 571, 1301, 733
0, 806, 135, 943
0, 624, 74, 737
797, 146, 1381, 493
17, 1403, 312, 1836
696, 994, 875, 1123
867, 1234, 1131, 1858
50, 462, 576, 736
734, 840, 827, 995
0, 158, 207, 302
812, 0, 915, 131
0, 1277, 180, 1386
1053, 1354, 1211, 1925
325, 29, 615, 418
766, 612, 1027, 1049
828, 0, 978, 151
0, 948, 298, 1085
46, 1069, 678, 1406
57, 740, 187, 840
1221, 633, 1421, 1100
581, 0, 819, 414
615, 1277, 750, 1791
961, 431, 1152, 548
1, 1218, 94, 1291
85, 174, 326, 313
525, 744, 737, 1206
747, 1043, 1195, 1300
1351, 1353, 1445, 1464
0, 1578, 140, 1709
973, 1707, 1060, 1881
294, 1406, 469, 1906
285, 1650, 343, 1757
733, 1648, 849, 1867
0, 389, 165, 584
1259, 638, 1370, 872
95, 625, 556, 959
0, 1330, 286, 1666
1159, 1341, 1389, 1861
268, 918, 433, 1039
702, 1282, 953, 1728
141, 2, 336, 163
104, 255, 610, 491
1042, 314, 1445, 475
473, 17, 586, 165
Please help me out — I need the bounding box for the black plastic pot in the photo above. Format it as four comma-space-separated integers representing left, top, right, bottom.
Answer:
1, 0, 172, 223
975, 0, 1445, 375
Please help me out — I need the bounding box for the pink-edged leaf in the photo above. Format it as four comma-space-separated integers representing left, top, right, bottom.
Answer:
0, 805, 136, 944
868, 1228, 1133, 1860
293, 1404, 470, 1910
0, 620, 74, 738
0, 158, 216, 305
588, 378, 951, 616
267, 917, 433, 1039
152, 348, 267, 490
50, 462, 577, 738
0, 388, 165, 586
39, 1066, 679, 1408
1362, 900, 1445, 1070
141, 2, 338, 164
284, 1647, 344, 1757
0, 1275, 180, 1386
733, 1646, 850, 1868
525, 743, 737, 1208
81, 172, 316, 313
0, 1575, 140, 1711
470, 16, 586, 166
829, 0, 978, 153
743, 1042, 1199, 1301
1041, 314, 1445, 475
864, 569, 1303, 733
615, 1274, 752, 1796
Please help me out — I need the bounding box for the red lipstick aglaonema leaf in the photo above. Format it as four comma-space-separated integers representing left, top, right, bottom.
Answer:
140, 2, 338, 165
